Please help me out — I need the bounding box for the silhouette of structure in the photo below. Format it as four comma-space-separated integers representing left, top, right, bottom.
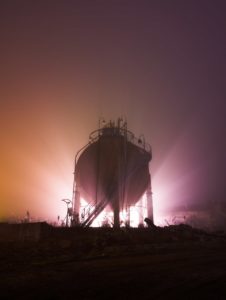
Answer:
72, 118, 152, 227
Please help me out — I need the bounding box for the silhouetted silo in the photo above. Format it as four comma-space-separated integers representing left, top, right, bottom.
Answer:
72, 119, 152, 227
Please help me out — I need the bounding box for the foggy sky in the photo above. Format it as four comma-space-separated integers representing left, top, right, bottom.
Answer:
0, 0, 225, 221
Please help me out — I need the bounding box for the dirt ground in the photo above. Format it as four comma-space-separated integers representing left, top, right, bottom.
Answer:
1, 226, 226, 299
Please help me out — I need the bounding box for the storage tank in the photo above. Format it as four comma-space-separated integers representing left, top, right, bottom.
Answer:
72, 119, 152, 227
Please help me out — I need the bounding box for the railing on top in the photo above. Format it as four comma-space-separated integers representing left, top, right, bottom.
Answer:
88, 125, 152, 154
74, 121, 151, 170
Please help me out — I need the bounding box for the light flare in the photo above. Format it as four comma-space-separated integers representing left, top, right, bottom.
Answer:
77, 195, 148, 227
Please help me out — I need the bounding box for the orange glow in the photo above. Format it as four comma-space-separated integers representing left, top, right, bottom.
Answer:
0, 103, 93, 222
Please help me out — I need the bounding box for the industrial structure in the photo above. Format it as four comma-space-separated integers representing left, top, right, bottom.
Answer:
71, 118, 153, 228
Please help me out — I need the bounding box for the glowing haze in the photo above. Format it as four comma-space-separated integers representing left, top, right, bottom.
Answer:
0, 1, 225, 224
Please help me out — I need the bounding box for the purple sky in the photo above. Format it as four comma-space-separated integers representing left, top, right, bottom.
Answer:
0, 0, 225, 221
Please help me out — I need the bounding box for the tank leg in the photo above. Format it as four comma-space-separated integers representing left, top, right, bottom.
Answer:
72, 189, 80, 225
113, 197, 120, 228
138, 198, 144, 226
146, 175, 153, 223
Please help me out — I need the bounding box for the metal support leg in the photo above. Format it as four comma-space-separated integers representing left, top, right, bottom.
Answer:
146, 175, 153, 223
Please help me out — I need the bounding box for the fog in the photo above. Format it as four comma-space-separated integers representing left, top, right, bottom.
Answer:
0, 1, 225, 228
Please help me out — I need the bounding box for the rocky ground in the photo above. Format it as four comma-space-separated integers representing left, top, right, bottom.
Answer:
1, 225, 226, 299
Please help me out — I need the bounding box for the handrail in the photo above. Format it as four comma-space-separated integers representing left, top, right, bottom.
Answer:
88, 127, 152, 154
81, 198, 108, 227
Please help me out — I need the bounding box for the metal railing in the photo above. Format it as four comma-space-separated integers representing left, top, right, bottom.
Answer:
81, 198, 108, 227
88, 126, 152, 154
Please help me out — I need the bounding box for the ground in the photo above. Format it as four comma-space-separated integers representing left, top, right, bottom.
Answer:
1, 226, 226, 299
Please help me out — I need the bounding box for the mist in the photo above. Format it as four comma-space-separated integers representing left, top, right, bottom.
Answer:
0, 1, 225, 228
